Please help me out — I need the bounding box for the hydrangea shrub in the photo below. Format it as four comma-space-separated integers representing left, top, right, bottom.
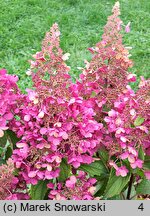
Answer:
0, 2, 149, 200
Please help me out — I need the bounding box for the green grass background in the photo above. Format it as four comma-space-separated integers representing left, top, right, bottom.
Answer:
0, 0, 149, 91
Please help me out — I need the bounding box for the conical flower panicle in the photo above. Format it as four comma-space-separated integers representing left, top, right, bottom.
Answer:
79, 1, 134, 108
0, 2, 149, 200
102, 1, 121, 46
29, 23, 71, 99
100, 1, 133, 69
42, 23, 61, 53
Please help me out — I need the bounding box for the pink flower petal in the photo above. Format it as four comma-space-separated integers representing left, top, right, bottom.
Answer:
24, 115, 31, 122
28, 171, 37, 178
116, 166, 128, 177
144, 171, 150, 180
4, 112, 13, 120
125, 22, 130, 33
53, 138, 60, 145
40, 128, 47, 135
16, 142, 27, 148
65, 176, 76, 189
0, 129, 4, 137
127, 74, 136, 82
120, 152, 129, 160
60, 131, 68, 140
38, 111, 44, 118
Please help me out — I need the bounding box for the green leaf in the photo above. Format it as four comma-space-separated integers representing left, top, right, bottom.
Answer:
7, 130, 20, 149
145, 155, 150, 160
80, 160, 108, 177
94, 179, 109, 197
0, 147, 4, 155
107, 194, 121, 200
138, 146, 145, 161
104, 59, 109, 65
98, 148, 109, 165
123, 185, 137, 200
0, 131, 7, 147
134, 116, 145, 127
136, 179, 150, 195
58, 158, 71, 182
14, 115, 21, 121
5, 146, 12, 160
104, 168, 131, 198
0, 158, 5, 166
143, 161, 150, 170
90, 91, 97, 98
30, 180, 49, 200
13, 168, 19, 176
135, 169, 145, 178
103, 105, 110, 112
143, 156, 150, 170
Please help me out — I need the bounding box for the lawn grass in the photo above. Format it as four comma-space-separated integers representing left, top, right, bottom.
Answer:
0, 0, 149, 92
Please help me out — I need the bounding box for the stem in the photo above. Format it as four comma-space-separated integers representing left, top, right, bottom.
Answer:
130, 194, 137, 200
121, 192, 125, 200
127, 174, 134, 200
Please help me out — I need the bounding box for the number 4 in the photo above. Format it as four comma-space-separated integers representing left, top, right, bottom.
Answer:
138, 203, 144, 211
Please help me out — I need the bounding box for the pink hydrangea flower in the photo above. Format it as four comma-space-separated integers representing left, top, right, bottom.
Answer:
130, 159, 143, 169
65, 176, 77, 189
116, 166, 129, 177
125, 22, 131, 33
48, 172, 98, 200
